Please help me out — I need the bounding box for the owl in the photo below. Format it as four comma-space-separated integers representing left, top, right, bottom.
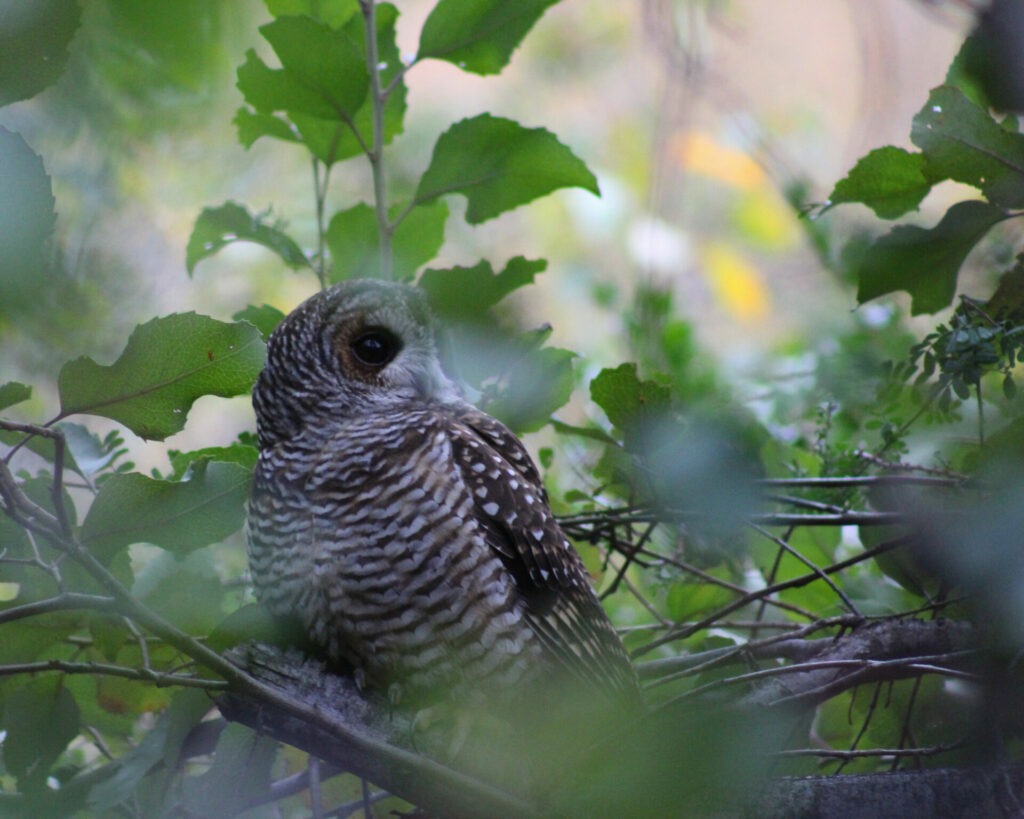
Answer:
247, 279, 639, 708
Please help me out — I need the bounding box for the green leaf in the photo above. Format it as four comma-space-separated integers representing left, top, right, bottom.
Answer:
286, 112, 353, 164
0, 424, 128, 482
2, 678, 80, 787
0, 0, 81, 106
0, 128, 56, 312
0, 381, 31, 411
912, 86, 1024, 209
550, 418, 618, 445
828, 147, 932, 219
948, 22, 1024, 113
87, 688, 210, 813
590, 363, 671, 432
984, 260, 1024, 318
419, 256, 546, 320
853, 200, 1009, 315
240, 16, 367, 121
324, 202, 376, 277
207, 603, 295, 652
232, 303, 286, 341
187, 202, 309, 275
237, 5, 406, 165
666, 582, 734, 622
484, 346, 576, 433
392, 200, 449, 281
414, 114, 599, 224
237, 50, 331, 120
59, 421, 117, 476
80, 462, 252, 564
58, 314, 266, 440
233, 107, 299, 149
325, 200, 448, 281
265, 0, 359, 28
182, 725, 276, 816
134, 551, 226, 633
944, 32, 992, 110
168, 443, 258, 480
330, 3, 405, 163
863, 524, 937, 599
418, 0, 561, 75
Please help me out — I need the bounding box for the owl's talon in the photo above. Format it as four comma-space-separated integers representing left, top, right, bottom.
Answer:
411, 705, 437, 732
388, 681, 403, 706
354, 667, 366, 693
408, 704, 442, 753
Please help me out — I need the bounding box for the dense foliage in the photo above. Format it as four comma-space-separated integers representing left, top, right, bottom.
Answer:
2, 1, 1024, 816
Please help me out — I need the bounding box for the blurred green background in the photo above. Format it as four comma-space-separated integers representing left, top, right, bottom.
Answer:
0, 0, 971, 471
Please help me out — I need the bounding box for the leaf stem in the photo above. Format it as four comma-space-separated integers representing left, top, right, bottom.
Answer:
312, 157, 328, 289
359, 0, 393, 280
977, 381, 985, 447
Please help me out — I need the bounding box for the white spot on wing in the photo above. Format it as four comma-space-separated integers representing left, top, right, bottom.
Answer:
482, 502, 499, 516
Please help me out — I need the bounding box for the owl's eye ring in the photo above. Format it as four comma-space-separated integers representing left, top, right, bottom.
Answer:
350, 328, 401, 367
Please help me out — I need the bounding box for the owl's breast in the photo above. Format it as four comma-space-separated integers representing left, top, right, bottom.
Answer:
247, 411, 540, 695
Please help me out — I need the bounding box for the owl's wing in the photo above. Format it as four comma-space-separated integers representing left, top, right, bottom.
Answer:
450, 407, 640, 704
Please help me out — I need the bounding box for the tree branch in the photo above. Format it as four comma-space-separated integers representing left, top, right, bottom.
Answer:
741, 618, 979, 709
220, 643, 536, 819
744, 762, 1024, 818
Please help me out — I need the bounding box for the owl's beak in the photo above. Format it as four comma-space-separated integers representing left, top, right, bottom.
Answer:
411, 360, 460, 404
412, 368, 436, 399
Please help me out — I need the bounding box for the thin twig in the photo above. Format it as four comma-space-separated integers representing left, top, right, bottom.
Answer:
601, 520, 657, 599
749, 523, 861, 616
617, 564, 670, 625
837, 681, 882, 774
666, 651, 981, 708
627, 544, 814, 620
772, 740, 967, 760
895, 675, 924, 771
0, 593, 116, 626
632, 536, 912, 658
310, 756, 324, 819
763, 493, 849, 514
0, 658, 228, 689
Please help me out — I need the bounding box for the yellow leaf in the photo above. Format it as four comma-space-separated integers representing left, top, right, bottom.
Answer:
672, 132, 765, 190
701, 242, 771, 321
732, 188, 799, 250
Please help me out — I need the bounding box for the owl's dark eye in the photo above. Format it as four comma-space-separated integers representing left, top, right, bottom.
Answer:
350, 328, 401, 367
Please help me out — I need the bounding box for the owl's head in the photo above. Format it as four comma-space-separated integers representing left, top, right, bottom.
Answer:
253, 279, 459, 447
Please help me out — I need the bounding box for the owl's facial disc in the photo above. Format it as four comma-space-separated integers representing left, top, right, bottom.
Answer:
318, 282, 461, 405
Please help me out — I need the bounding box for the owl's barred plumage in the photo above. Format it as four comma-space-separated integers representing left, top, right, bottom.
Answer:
247, 279, 639, 707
